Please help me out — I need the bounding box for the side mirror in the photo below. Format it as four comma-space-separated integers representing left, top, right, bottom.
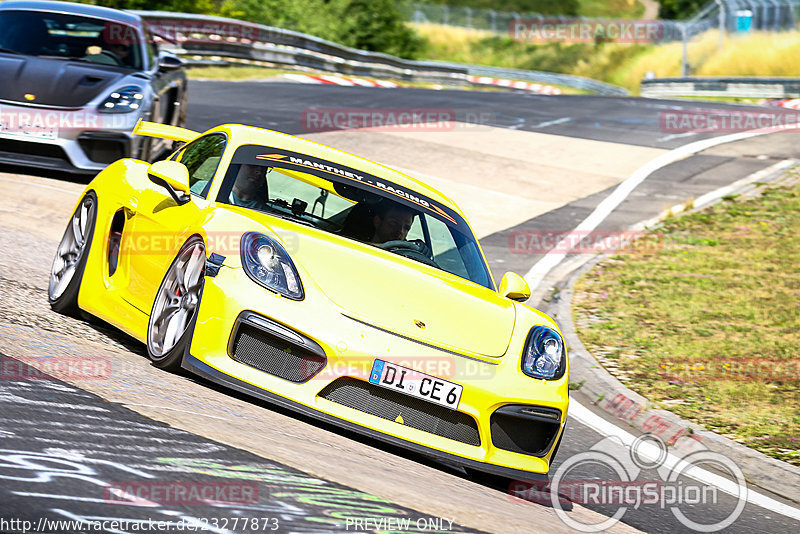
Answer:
499, 272, 530, 302
148, 160, 191, 205
158, 52, 183, 71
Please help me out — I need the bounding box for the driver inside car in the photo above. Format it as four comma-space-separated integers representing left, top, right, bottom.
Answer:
230, 164, 269, 211
370, 202, 415, 244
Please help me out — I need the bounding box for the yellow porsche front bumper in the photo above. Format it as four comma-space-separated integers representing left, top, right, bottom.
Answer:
186, 265, 568, 480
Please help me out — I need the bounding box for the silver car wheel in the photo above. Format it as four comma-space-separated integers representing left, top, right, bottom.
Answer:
147, 239, 205, 359
49, 195, 94, 301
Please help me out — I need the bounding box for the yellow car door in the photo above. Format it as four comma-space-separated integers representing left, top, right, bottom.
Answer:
121, 133, 227, 313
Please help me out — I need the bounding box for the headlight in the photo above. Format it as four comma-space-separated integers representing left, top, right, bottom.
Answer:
241, 232, 303, 300
521, 326, 565, 380
99, 85, 144, 113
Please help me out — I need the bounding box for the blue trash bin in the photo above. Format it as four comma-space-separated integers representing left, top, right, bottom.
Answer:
736, 10, 753, 33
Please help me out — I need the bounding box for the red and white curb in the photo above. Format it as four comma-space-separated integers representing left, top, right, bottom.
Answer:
762, 98, 800, 110
467, 75, 561, 95
283, 73, 398, 88
776, 98, 800, 110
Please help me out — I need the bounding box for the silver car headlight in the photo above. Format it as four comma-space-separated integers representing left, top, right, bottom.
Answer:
240, 232, 303, 300
99, 85, 144, 113
521, 326, 565, 380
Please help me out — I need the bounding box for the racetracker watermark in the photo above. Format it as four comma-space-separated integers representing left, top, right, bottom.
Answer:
145, 19, 282, 44
660, 108, 800, 133
301, 108, 496, 132
660, 359, 800, 382
104, 481, 259, 505
510, 434, 747, 532
1, 356, 111, 381
301, 355, 496, 381
109, 231, 300, 256
508, 230, 661, 255
102, 22, 141, 44
0, 110, 130, 136
510, 19, 664, 43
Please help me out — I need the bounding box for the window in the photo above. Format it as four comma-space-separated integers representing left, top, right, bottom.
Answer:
177, 134, 226, 198
145, 29, 158, 70
0, 11, 144, 70
214, 145, 494, 289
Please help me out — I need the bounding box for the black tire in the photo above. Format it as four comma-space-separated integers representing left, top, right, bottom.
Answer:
146, 235, 206, 371
176, 86, 188, 128
48, 192, 98, 316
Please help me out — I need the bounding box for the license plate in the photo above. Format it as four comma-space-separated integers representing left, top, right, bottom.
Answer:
0, 109, 58, 140
368, 359, 463, 410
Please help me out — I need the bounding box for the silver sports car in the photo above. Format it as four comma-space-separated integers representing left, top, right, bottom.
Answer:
0, 0, 188, 173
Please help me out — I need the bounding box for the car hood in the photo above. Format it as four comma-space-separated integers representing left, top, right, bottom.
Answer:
0, 55, 130, 107
272, 226, 516, 358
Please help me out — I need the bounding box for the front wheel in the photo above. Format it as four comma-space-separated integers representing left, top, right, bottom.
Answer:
49, 192, 97, 316
146, 236, 206, 371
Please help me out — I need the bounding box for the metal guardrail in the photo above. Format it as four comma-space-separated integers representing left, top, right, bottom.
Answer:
641, 77, 800, 98
134, 11, 629, 96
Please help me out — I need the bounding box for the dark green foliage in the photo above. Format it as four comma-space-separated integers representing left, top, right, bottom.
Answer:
421, 0, 580, 16
657, 0, 705, 20
76, 0, 423, 58
78, 0, 218, 13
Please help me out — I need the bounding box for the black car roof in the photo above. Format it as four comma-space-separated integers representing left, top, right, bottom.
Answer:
0, 0, 143, 27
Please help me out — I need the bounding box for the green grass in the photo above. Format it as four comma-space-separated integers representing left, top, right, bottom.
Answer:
415, 25, 800, 95
415, 23, 650, 90
578, 0, 645, 18
572, 174, 800, 465
186, 66, 298, 80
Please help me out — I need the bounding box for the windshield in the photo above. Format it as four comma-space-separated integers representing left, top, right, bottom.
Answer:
0, 10, 143, 70
216, 145, 493, 289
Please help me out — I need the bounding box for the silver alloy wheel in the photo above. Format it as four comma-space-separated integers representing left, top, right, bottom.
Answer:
147, 240, 205, 359
49, 196, 94, 301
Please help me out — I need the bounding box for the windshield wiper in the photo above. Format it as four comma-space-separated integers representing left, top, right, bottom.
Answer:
0, 47, 23, 55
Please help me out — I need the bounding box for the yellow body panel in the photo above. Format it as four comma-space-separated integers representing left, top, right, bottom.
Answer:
70, 123, 569, 478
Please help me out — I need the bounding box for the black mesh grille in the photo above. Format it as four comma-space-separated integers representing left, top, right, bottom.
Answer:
0, 138, 67, 159
319, 377, 480, 446
231, 324, 325, 383
78, 138, 127, 164
490, 407, 561, 456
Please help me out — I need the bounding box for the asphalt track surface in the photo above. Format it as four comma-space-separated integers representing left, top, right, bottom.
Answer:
1, 80, 799, 533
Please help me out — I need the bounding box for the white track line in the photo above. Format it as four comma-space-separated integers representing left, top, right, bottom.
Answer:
570, 401, 800, 521
524, 126, 799, 291
533, 117, 572, 129
527, 123, 800, 520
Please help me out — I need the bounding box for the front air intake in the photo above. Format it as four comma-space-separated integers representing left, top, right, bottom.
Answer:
319, 377, 481, 446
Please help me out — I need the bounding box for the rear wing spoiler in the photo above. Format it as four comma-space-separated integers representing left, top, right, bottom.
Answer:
133, 120, 199, 143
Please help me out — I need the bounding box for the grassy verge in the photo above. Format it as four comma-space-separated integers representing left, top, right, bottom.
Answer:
415, 24, 800, 95
415, 23, 649, 91
579, 0, 645, 18
186, 66, 299, 80
572, 173, 800, 465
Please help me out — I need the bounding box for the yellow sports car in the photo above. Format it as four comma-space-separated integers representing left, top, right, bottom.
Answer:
48, 120, 569, 480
